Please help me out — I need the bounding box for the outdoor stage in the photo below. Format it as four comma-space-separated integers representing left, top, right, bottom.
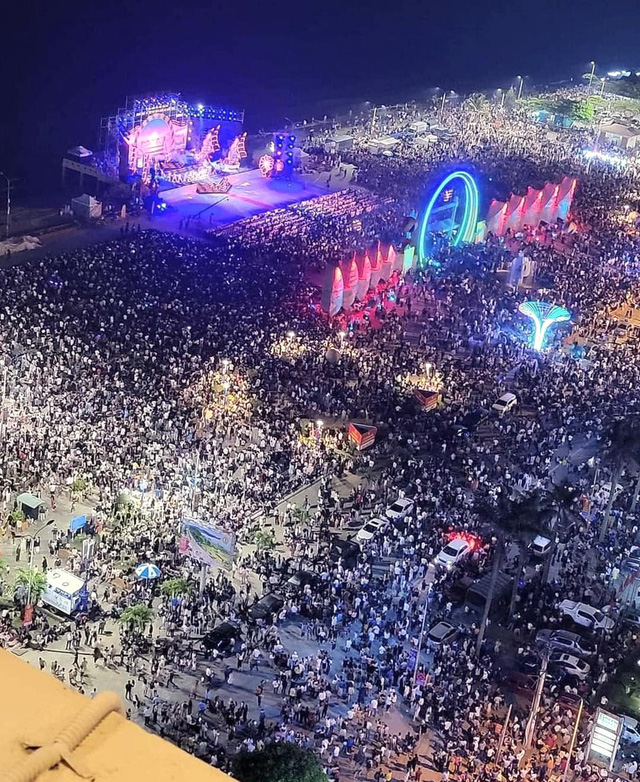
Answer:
158, 168, 334, 229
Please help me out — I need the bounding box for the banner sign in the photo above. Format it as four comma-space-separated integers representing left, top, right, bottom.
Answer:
179, 519, 236, 570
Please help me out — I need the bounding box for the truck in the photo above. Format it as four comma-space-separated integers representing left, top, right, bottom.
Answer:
41, 568, 87, 616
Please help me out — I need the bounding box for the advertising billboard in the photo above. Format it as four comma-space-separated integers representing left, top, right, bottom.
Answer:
179, 519, 235, 571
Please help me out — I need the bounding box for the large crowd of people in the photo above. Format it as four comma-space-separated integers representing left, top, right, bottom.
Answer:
3, 91, 640, 782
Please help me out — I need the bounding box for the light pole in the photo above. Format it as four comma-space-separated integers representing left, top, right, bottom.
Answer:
439, 91, 455, 122
497, 89, 505, 109
517, 76, 524, 100
599, 77, 606, 98
588, 61, 596, 90
0, 172, 15, 240
24, 518, 54, 611
525, 650, 548, 748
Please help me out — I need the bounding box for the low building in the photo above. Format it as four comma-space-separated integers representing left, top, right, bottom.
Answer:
600, 123, 640, 150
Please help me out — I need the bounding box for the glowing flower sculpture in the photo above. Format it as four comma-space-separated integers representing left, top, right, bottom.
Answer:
519, 301, 571, 351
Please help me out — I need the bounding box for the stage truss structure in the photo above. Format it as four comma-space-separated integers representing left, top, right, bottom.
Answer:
98, 93, 244, 180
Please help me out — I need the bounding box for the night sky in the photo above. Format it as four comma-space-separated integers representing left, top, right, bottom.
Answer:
4, 0, 640, 194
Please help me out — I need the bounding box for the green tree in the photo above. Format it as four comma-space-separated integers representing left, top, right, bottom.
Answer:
475, 493, 552, 653
599, 417, 640, 541
119, 604, 154, 633
160, 577, 191, 599
252, 529, 276, 552
570, 99, 595, 123
14, 569, 47, 604
233, 743, 327, 782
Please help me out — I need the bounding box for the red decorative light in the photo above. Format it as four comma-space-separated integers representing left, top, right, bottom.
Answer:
446, 531, 481, 551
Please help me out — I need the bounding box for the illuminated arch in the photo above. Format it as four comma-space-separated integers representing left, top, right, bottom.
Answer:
417, 170, 480, 265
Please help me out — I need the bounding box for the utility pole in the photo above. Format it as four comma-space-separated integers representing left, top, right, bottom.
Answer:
412, 583, 432, 685
525, 652, 548, 748
562, 699, 584, 782
0, 172, 16, 239
496, 703, 513, 762
588, 61, 596, 90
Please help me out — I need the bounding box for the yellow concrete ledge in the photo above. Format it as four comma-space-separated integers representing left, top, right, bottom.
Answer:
0, 649, 235, 782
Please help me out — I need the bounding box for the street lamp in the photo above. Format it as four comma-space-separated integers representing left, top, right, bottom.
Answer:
516, 76, 524, 100
439, 91, 455, 122
24, 518, 55, 612
599, 77, 606, 97
497, 88, 505, 109
0, 171, 15, 240
588, 61, 596, 90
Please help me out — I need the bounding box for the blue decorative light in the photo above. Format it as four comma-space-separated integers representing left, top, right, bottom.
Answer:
519, 301, 571, 351
417, 170, 479, 265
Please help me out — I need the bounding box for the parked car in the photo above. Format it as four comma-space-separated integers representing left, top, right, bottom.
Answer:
452, 408, 489, 437
435, 538, 471, 568
530, 535, 552, 558
492, 392, 517, 416
444, 575, 475, 605
426, 620, 458, 649
621, 557, 640, 574
357, 517, 387, 543
202, 621, 241, 656
622, 716, 640, 745
548, 651, 591, 680
246, 593, 284, 623
517, 652, 541, 675
536, 629, 596, 658
385, 497, 414, 522
558, 600, 615, 631
329, 537, 361, 568
286, 570, 321, 594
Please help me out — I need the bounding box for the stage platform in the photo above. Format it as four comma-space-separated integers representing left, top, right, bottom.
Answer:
158, 167, 339, 230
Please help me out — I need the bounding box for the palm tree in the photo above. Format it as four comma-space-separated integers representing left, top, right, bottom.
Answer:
537, 482, 582, 583
160, 577, 191, 600
475, 493, 552, 654
598, 418, 640, 541
14, 568, 47, 604
119, 604, 154, 634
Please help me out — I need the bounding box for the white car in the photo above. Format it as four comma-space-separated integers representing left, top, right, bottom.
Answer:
385, 497, 414, 522
558, 600, 615, 632
549, 651, 591, 680
622, 717, 640, 745
435, 538, 471, 568
356, 517, 387, 543
492, 392, 517, 416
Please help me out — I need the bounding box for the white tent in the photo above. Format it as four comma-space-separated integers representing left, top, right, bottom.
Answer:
324, 134, 354, 152
71, 193, 102, 220
0, 235, 42, 256
367, 136, 400, 154
409, 121, 429, 133
414, 134, 438, 146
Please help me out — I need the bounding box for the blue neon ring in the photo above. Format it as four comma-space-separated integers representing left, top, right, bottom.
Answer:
417, 170, 479, 265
